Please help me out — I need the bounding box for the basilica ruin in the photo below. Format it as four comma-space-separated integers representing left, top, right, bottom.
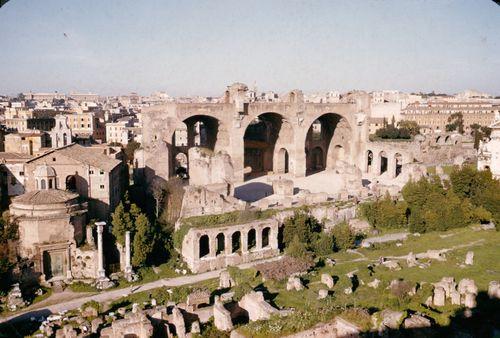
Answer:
135, 83, 474, 273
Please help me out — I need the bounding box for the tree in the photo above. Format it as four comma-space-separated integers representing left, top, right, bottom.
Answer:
398, 120, 420, 136
111, 202, 133, 246
285, 235, 309, 259
311, 232, 334, 256
124, 141, 141, 164
132, 213, 155, 267
282, 211, 322, 249
446, 112, 464, 134
331, 222, 356, 251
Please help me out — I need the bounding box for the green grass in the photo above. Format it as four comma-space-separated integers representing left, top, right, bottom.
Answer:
69, 281, 99, 293
426, 165, 455, 175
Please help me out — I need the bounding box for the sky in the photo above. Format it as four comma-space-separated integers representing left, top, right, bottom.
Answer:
1, 0, 500, 96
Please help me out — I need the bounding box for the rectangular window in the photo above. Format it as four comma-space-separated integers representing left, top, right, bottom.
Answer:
100, 170, 104, 175
89, 170, 94, 175
100, 184, 105, 189
19, 171, 24, 176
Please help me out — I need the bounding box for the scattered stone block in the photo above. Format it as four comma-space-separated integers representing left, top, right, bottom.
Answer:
219, 270, 235, 289
488, 281, 500, 299
406, 252, 417, 267
238, 291, 280, 322
465, 251, 474, 265
321, 273, 334, 289
335, 317, 361, 337
318, 289, 328, 299
380, 309, 404, 330
403, 314, 431, 329
286, 276, 304, 291
382, 260, 401, 271
81, 306, 98, 318
172, 306, 186, 338
344, 287, 353, 295
7, 283, 26, 312
458, 279, 478, 295
91, 317, 103, 333
213, 296, 233, 331
433, 286, 446, 306
191, 320, 201, 334
464, 292, 477, 309
450, 290, 461, 305
368, 279, 381, 289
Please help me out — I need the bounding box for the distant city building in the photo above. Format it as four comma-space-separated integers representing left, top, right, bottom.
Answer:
478, 114, 500, 179
50, 115, 73, 148
401, 101, 498, 133
106, 117, 134, 145
4, 130, 50, 155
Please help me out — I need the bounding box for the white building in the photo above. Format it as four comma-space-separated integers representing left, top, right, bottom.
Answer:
106, 118, 133, 145
478, 114, 500, 179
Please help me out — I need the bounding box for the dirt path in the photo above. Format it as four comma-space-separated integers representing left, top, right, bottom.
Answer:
1, 256, 283, 324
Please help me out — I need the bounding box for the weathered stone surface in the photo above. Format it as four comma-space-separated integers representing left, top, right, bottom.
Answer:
7, 283, 26, 312
382, 260, 401, 271
238, 291, 280, 322
335, 317, 361, 337
424, 249, 447, 261
465, 251, 474, 265
191, 320, 201, 334
450, 290, 461, 305
172, 306, 186, 338
213, 296, 234, 331
380, 309, 404, 330
318, 289, 328, 299
406, 252, 417, 267
488, 281, 500, 299
434, 277, 456, 298
81, 305, 98, 318
433, 286, 446, 306
272, 179, 294, 197
219, 270, 235, 289
458, 279, 478, 295
55, 324, 78, 338
368, 279, 381, 289
286, 276, 304, 291
91, 317, 104, 333
344, 287, 353, 295
321, 273, 334, 289
403, 314, 431, 329
464, 292, 477, 308
100, 311, 154, 338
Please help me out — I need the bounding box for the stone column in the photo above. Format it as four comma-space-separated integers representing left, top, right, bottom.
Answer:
241, 231, 248, 253
124, 231, 133, 275
96, 221, 106, 279
209, 235, 217, 258
256, 229, 262, 250
373, 153, 381, 175
270, 227, 279, 250
389, 155, 396, 178
225, 233, 232, 255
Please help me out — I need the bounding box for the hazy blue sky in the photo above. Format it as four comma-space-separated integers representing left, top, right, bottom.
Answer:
1, 0, 499, 96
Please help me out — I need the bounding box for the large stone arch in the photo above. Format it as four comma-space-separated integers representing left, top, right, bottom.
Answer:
304, 113, 352, 175
242, 112, 294, 180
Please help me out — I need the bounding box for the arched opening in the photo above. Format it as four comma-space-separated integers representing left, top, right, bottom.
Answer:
231, 231, 241, 253
171, 115, 222, 178
276, 148, 289, 174
309, 146, 324, 173
48, 178, 53, 189
247, 229, 256, 250
366, 150, 373, 173
444, 135, 450, 144
174, 152, 188, 179
199, 235, 210, 258
63, 133, 68, 146
216, 233, 225, 256
395, 153, 403, 177
379, 151, 388, 175
40, 179, 46, 190
262, 227, 270, 248
435, 136, 441, 144
305, 113, 351, 175
243, 113, 285, 180
66, 175, 76, 191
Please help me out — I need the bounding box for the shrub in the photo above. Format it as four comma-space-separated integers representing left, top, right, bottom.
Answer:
283, 211, 322, 249
311, 232, 334, 256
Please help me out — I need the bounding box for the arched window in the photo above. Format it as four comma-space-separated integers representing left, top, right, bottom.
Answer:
232, 232, 241, 253
262, 227, 270, 248
216, 233, 225, 256
199, 235, 209, 258
248, 229, 256, 250
48, 179, 53, 189
40, 179, 46, 190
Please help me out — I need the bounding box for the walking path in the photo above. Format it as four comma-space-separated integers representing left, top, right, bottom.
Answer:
1, 256, 283, 324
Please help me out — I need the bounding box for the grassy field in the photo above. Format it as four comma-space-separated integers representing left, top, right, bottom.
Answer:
237, 226, 500, 337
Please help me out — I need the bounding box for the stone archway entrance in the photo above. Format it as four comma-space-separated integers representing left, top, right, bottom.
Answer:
276, 148, 289, 174
243, 113, 286, 180
305, 113, 351, 175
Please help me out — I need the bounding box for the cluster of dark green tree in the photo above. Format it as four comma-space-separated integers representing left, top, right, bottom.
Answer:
0, 212, 18, 293
282, 211, 357, 259
111, 192, 172, 267
470, 123, 492, 149
359, 166, 499, 233
446, 112, 464, 134
374, 119, 420, 140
